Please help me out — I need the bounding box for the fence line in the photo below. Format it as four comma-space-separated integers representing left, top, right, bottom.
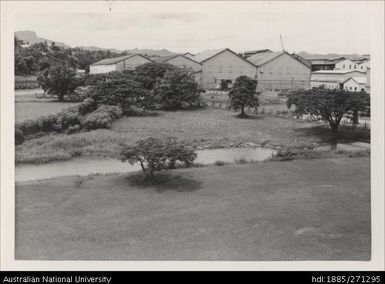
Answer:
204, 101, 370, 130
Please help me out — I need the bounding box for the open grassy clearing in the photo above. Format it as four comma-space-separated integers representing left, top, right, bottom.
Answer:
15, 108, 370, 164
15, 101, 79, 122
15, 157, 370, 260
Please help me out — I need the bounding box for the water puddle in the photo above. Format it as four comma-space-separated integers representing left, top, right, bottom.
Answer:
16, 148, 276, 182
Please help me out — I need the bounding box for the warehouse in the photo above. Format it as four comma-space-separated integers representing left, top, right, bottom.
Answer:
246, 51, 312, 91
192, 48, 257, 90
89, 54, 153, 74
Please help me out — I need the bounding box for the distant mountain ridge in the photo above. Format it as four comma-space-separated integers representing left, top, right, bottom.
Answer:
296, 51, 369, 61
15, 31, 70, 48
77, 46, 178, 57
15, 31, 178, 57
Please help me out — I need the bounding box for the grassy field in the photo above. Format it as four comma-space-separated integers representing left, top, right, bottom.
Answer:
15, 101, 79, 122
15, 108, 370, 164
15, 157, 370, 260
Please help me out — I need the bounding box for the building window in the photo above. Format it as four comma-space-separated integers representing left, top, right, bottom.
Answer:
354, 65, 357, 69
350, 87, 352, 90
354, 87, 357, 91
361, 66, 363, 69
349, 65, 351, 69
343, 64, 345, 69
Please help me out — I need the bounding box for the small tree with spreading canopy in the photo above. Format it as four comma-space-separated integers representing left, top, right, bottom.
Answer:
228, 76, 259, 117
120, 137, 197, 180
38, 64, 79, 101
286, 87, 370, 132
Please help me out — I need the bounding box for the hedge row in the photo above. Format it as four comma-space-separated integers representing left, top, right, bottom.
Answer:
15, 99, 123, 145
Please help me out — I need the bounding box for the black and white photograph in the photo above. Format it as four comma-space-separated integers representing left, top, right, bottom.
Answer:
1, 0, 384, 271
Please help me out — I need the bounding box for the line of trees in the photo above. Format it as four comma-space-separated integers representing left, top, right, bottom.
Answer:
15, 37, 127, 75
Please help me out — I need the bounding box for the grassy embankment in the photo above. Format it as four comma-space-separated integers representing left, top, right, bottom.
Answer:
15, 101, 79, 122
15, 108, 370, 164
15, 157, 370, 260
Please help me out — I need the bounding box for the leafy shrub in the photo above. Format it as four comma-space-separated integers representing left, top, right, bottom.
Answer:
16, 107, 82, 139
214, 160, 225, 166
78, 97, 97, 115
81, 105, 122, 130
94, 104, 123, 119
66, 124, 81, 134
15, 128, 25, 145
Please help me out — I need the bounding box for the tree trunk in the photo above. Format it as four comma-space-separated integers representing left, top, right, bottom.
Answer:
329, 121, 339, 132
58, 92, 64, 101
241, 105, 245, 116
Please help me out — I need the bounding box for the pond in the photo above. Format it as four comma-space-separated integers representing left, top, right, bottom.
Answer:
15, 147, 276, 182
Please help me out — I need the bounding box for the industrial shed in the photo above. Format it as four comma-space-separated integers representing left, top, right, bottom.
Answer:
192, 48, 257, 90
247, 51, 312, 91
89, 54, 153, 74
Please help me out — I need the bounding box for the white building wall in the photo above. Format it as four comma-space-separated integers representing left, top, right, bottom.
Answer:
89, 64, 117, 74
255, 53, 311, 90
357, 60, 370, 72
311, 71, 366, 82
310, 81, 340, 89
200, 50, 257, 89
335, 59, 358, 71
343, 79, 366, 92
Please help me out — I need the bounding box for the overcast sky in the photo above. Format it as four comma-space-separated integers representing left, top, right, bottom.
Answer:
13, 1, 373, 54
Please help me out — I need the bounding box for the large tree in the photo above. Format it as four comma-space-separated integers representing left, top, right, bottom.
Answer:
38, 64, 79, 101
286, 87, 370, 132
88, 77, 154, 113
228, 76, 259, 117
153, 68, 200, 109
120, 137, 197, 180
134, 62, 177, 90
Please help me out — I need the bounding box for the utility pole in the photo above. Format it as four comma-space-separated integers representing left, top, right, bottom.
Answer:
280, 34, 285, 51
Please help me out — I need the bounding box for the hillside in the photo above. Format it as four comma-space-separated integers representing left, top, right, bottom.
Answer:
15, 31, 70, 48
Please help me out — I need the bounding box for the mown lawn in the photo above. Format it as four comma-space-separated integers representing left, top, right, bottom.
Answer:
15, 101, 79, 122
15, 157, 370, 260
15, 108, 370, 164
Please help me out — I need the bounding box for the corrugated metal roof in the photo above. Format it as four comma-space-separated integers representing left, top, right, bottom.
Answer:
191, 48, 227, 63
152, 55, 180, 63
246, 51, 285, 66
91, 54, 152, 66
152, 54, 202, 65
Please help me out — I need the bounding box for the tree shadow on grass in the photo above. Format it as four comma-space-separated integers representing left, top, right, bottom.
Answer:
294, 125, 370, 144
232, 113, 263, 120
125, 172, 203, 193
